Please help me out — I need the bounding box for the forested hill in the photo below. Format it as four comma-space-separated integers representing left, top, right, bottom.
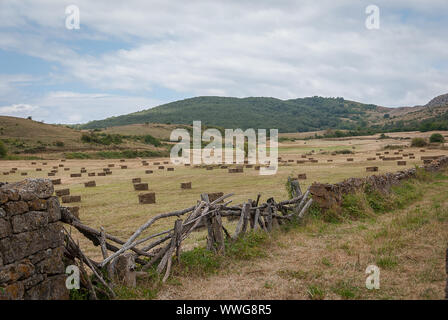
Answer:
78, 96, 385, 132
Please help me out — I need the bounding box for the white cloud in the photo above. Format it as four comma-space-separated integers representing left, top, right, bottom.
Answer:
0, 103, 38, 114
0, 0, 447, 124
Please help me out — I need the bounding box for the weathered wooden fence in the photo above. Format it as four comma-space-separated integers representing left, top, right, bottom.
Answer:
61, 182, 312, 298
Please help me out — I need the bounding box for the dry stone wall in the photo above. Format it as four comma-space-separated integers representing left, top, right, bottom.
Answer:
310, 156, 448, 209
0, 179, 68, 300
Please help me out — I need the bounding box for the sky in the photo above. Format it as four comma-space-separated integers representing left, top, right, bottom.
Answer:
0, 0, 447, 124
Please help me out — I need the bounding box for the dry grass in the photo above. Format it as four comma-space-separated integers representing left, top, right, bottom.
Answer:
157, 172, 448, 300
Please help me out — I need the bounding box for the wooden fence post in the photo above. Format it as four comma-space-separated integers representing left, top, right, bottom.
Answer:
232, 202, 251, 239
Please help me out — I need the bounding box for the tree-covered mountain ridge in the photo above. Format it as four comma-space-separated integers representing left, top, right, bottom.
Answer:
78, 94, 448, 133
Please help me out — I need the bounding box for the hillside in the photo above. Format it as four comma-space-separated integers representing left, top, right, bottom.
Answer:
0, 116, 169, 157
78, 94, 448, 133
373, 93, 448, 132
78, 96, 385, 132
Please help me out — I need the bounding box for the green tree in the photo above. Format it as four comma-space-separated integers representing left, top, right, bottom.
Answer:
410, 137, 427, 147
429, 133, 445, 143
0, 140, 7, 158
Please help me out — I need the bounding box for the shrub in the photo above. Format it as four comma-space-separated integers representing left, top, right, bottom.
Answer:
429, 133, 444, 143
55, 141, 65, 147
143, 134, 161, 147
334, 149, 354, 154
410, 137, 427, 147
0, 140, 7, 158
81, 132, 123, 145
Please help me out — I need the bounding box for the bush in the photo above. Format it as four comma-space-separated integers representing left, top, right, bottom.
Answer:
55, 141, 65, 147
410, 137, 427, 147
143, 135, 161, 147
334, 149, 354, 154
81, 132, 123, 145
429, 133, 445, 143
0, 140, 7, 158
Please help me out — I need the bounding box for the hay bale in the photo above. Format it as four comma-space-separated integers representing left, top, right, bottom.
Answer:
55, 189, 70, 197
347, 158, 354, 162
397, 161, 406, 166
67, 206, 79, 219
132, 178, 141, 184
51, 179, 61, 185
98, 172, 106, 176
206, 167, 213, 170
88, 172, 96, 176
61, 195, 81, 203
84, 181, 96, 187
167, 167, 174, 171
254, 165, 260, 170
366, 166, 378, 172
181, 182, 192, 189
134, 183, 149, 191
163, 161, 169, 164
48, 173, 55, 177
158, 166, 165, 170
108, 164, 115, 168
367, 157, 376, 161
120, 159, 126, 162
21, 172, 28, 176
120, 165, 127, 169
327, 159, 333, 162
298, 173, 307, 179
64, 168, 70, 171
138, 193, 156, 204
153, 162, 160, 165
145, 170, 153, 174
70, 173, 81, 178
36, 168, 42, 171
208, 192, 224, 203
